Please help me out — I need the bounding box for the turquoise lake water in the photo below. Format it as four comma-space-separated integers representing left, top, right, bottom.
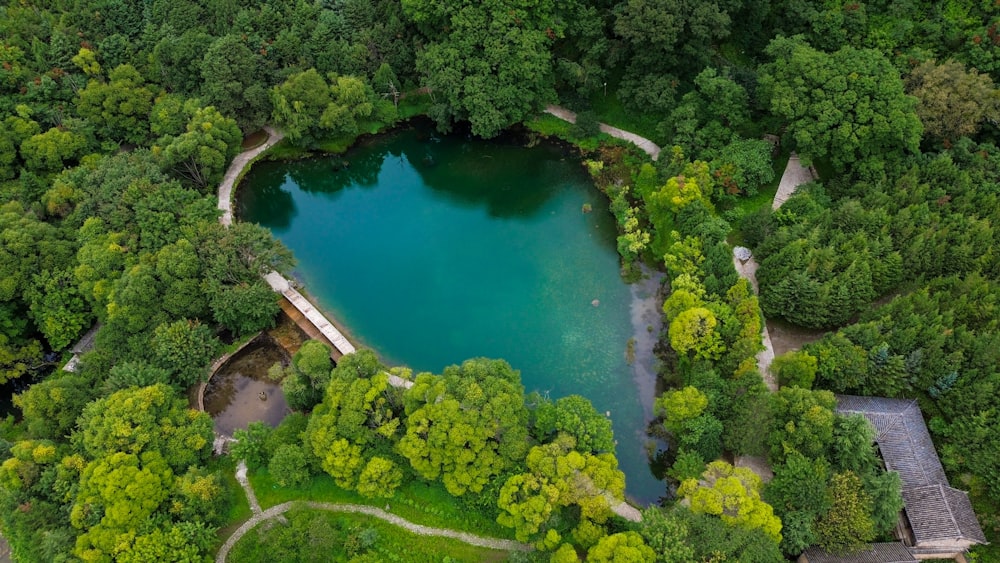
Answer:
238, 123, 663, 503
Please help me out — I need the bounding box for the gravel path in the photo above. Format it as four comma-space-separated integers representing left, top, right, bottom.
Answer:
218, 126, 284, 226
216, 463, 531, 562
216, 501, 531, 562
544, 105, 661, 161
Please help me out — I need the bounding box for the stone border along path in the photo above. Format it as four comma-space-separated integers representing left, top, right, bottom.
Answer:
216, 127, 356, 358
544, 105, 662, 161
732, 152, 819, 481
216, 461, 531, 563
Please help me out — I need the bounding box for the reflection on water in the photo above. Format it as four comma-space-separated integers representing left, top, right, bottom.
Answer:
203, 338, 291, 436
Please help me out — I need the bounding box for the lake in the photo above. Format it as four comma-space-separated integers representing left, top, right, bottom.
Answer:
238, 122, 664, 503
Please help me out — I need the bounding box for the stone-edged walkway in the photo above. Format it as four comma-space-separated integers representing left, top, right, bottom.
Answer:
215, 128, 356, 359
263, 272, 356, 358
544, 105, 661, 161
216, 462, 530, 562
218, 126, 284, 227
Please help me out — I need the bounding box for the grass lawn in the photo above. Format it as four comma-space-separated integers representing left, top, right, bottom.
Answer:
228, 507, 512, 563
249, 468, 515, 540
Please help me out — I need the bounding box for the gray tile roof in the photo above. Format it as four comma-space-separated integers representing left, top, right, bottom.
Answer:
836, 395, 987, 546
801, 542, 916, 562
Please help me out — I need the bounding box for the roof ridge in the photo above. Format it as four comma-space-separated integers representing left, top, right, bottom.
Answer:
937, 483, 962, 540
899, 407, 933, 486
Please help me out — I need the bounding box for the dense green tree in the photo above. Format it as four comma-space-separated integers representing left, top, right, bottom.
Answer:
614, 0, 733, 77
678, 460, 783, 544
25, 268, 90, 351
152, 30, 215, 96
270, 69, 333, 146
399, 358, 529, 496
118, 522, 215, 563
768, 387, 836, 463
760, 36, 922, 173
76, 384, 213, 472
403, 1, 559, 137
814, 471, 875, 555
19, 127, 88, 173
269, 444, 312, 488
586, 531, 655, 563
153, 105, 242, 190
497, 434, 626, 543
103, 362, 172, 393
637, 507, 697, 563
668, 307, 725, 360
71, 451, 173, 561
772, 350, 818, 389
150, 319, 221, 389
207, 281, 279, 336
764, 451, 831, 555
904, 59, 998, 144
231, 421, 273, 470
75, 65, 154, 146
655, 386, 708, 435
200, 34, 269, 131
533, 394, 614, 454
13, 374, 95, 440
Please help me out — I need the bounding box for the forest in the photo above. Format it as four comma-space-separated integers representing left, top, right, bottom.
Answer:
0, 0, 999, 561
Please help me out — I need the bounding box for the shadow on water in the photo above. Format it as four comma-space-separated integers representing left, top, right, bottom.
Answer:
401, 123, 577, 219
238, 119, 575, 223
203, 336, 292, 437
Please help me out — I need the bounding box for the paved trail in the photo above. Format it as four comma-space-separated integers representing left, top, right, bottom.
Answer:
544, 105, 661, 161
218, 126, 284, 226
216, 462, 530, 562
772, 153, 816, 210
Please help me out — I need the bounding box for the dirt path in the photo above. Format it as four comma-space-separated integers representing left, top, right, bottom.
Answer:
218, 126, 284, 226
544, 105, 661, 161
216, 463, 531, 562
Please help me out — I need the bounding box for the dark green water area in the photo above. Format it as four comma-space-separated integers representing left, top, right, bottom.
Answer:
238, 122, 664, 503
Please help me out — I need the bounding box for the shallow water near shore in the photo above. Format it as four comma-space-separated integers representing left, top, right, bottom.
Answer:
238, 122, 664, 503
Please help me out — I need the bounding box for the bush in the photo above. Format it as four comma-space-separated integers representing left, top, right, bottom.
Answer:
269, 444, 312, 488
571, 110, 601, 139
773, 350, 818, 389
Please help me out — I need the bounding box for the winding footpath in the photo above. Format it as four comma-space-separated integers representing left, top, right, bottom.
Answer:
218, 126, 284, 227
216, 462, 530, 562
544, 105, 661, 161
